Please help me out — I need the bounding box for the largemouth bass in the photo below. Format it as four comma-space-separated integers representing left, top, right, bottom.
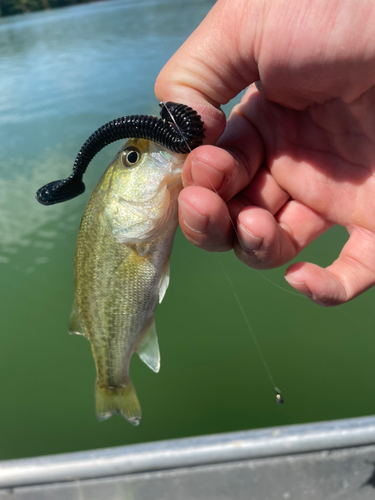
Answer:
36, 102, 204, 424
70, 139, 185, 424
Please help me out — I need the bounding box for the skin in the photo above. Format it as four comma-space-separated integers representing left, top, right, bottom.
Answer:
155, 0, 375, 306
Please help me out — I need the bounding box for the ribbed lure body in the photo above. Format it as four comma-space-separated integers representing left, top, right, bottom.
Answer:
36, 103, 204, 206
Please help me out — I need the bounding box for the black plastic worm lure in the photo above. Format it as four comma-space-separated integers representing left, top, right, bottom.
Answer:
36, 102, 205, 206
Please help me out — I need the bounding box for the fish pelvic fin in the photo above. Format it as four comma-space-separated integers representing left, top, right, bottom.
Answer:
136, 319, 160, 373
95, 379, 141, 426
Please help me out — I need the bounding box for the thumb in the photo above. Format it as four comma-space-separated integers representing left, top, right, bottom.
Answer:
154, 0, 261, 144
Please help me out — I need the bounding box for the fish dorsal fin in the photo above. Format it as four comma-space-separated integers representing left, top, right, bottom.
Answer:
68, 302, 88, 338
159, 257, 170, 304
136, 320, 160, 373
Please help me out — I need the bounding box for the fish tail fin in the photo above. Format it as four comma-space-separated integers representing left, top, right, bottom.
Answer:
95, 379, 141, 426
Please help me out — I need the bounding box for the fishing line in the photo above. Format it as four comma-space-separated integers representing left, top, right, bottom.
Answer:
219, 262, 283, 404
201, 174, 286, 404
159, 102, 192, 153
163, 101, 299, 295
255, 270, 305, 298
164, 102, 284, 404
163, 102, 375, 409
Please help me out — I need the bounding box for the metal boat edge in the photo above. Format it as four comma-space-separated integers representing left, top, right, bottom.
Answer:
1, 415, 375, 489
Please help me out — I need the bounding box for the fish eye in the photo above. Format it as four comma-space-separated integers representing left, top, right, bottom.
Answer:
121, 147, 141, 168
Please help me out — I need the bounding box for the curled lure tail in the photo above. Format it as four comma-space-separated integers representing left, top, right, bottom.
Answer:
35, 102, 204, 206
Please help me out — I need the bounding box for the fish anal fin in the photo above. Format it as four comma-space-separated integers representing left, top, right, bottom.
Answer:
159, 257, 170, 304
136, 319, 160, 373
95, 379, 141, 425
68, 303, 88, 338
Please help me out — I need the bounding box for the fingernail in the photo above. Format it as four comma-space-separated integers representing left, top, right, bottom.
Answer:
284, 276, 313, 297
179, 200, 208, 233
191, 157, 225, 191
284, 276, 306, 286
238, 223, 263, 251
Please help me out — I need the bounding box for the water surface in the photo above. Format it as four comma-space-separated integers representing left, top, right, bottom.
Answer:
0, 0, 374, 461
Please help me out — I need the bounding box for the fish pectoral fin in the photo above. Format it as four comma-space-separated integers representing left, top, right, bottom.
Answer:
158, 257, 170, 304
136, 319, 160, 373
68, 303, 88, 338
95, 379, 141, 425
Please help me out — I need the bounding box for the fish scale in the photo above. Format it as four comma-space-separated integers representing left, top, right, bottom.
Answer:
69, 138, 184, 424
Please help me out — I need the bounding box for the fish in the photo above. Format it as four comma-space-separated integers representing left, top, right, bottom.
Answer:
69, 138, 185, 424
36, 102, 204, 424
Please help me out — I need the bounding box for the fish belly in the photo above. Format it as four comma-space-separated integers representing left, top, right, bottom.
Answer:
72, 201, 177, 424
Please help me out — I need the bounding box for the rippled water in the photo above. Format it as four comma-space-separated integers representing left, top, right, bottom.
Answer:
0, 0, 374, 461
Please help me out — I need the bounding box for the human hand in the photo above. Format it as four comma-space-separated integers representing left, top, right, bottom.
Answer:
155, 0, 375, 306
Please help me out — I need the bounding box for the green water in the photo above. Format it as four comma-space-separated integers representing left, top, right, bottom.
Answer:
0, 0, 374, 461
